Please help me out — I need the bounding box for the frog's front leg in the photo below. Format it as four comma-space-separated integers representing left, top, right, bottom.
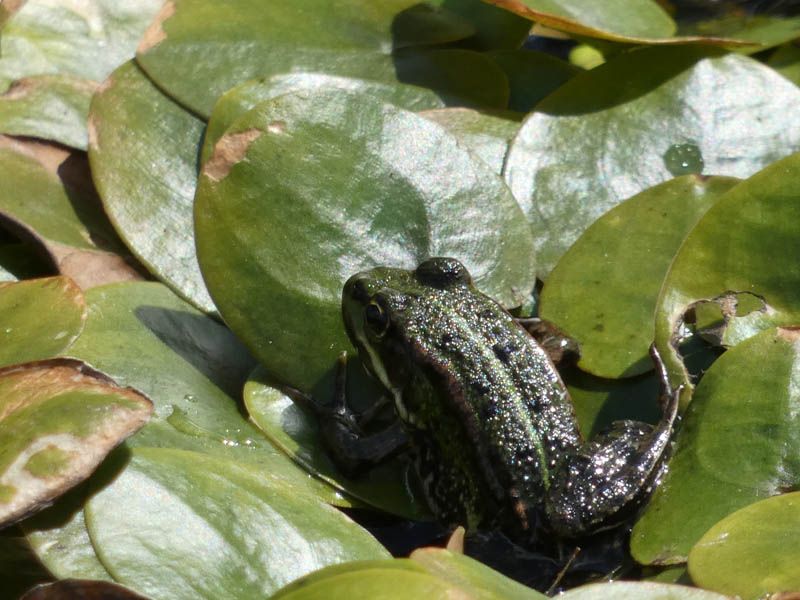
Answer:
515, 317, 580, 367
294, 352, 408, 477
544, 345, 680, 538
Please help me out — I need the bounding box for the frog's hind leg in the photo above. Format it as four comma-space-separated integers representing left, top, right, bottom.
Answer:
544, 345, 680, 538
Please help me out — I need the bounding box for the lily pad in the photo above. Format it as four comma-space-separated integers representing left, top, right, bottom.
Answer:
84, 447, 389, 600
487, 50, 580, 113
0, 359, 152, 527
0, 277, 86, 368
688, 492, 800, 599
202, 73, 449, 164
560, 581, 729, 599
429, 0, 532, 50
0, 138, 138, 288
195, 89, 536, 395
484, 0, 750, 45
679, 14, 800, 52
540, 176, 740, 378
419, 108, 522, 174
0, 75, 96, 150
0, 0, 164, 89
21, 579, 149, 600
654, 152, 800, 386
631, 328, 800, 565
63, 281, 341, 503
503, 46, 800, 274
410, 548, 546, 599
244, 370, 425, 520
88, 61, 213, 312
136, 0, 476, 116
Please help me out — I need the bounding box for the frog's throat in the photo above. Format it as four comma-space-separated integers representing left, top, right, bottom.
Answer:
350, 327, 423, 429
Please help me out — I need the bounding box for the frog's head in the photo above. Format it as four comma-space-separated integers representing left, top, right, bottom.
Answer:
341, 257, 472, 391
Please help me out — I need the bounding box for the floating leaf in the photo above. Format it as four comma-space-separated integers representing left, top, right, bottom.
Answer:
84, 447, 389, 599
631, 328, 800, 565
410, 548, 546, 599
89, 61, 213, 312
654, 152, 800, 386
0, 0, 164, 89
487, 50, 580, 113
0, 359, 152, 528
0, 75, 96, 150
679, 14, 800, 52
0, 138, 139, 288
0, 277, 85, 368
559, 581, 729, 599
195, 89, 535, 395
484, 0, 750, 46
429, 0, 531, 50
244, 370, 426, 520
419, 107, 522, 174
503, 46, 800, 274
540, 176, 739, 378
688, 492, 800, 599
136, 0, 475, 116
202, 73, 449, 163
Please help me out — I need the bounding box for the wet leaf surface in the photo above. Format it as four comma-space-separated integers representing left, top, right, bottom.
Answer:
84, 447, 389, 599
487, 50, 580, 113
195, 89, 535, 395
540, 176, 739, 378
632, 328, 800, 565
688, 491, 800, 599
503, 46, 800, 274
89, 61, 213, 312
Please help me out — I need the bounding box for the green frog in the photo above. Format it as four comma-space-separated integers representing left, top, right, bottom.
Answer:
313, 257, 679, 542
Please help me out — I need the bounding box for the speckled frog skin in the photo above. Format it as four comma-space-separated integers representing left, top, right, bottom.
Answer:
334, 257, 678, 540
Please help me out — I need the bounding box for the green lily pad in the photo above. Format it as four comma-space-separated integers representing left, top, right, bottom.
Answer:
540, 176, 740, 378
270, 559, 498, 600
419, 108, 522, 174
195, 89, 536, 395
84, 447, 389, 599
484, 0, 751, 45
679, 14, 800, 52
0, 277, 86, 368
654, 152, 800, 386
62, 281, 342, 503
88, 61, 213, 312
631, 328, 800, 565
0, 359, 152, 527
487, 50, 581, 113
410, 548, 546, 599
0, 0, 164, 89
0, 75, 96, 150
136, 0, 475, 117
202, 73, 449, 164
23, 487, 114, 582
688, 491, 800, 599
560, 581, 729, 599
503, 46, 800, 275
768, 42, 800, 87
244, 369, 425, 520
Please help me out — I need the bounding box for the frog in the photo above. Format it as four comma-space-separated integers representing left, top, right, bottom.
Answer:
310, 257, 679, 543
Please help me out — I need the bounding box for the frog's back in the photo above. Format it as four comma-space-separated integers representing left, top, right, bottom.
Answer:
399, 283, 582, 530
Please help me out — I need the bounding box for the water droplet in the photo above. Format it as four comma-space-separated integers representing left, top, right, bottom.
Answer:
4, 328, 12, 334
663, 142, 704, 176
183, 394, 198, 403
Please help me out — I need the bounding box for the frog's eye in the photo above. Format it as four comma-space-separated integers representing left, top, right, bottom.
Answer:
364, 301, 389, 335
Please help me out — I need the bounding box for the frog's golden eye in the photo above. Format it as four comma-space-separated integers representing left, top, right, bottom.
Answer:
364, 301, 389, 335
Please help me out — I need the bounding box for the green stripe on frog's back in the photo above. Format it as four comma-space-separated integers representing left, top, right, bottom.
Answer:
400, 285, 582, 518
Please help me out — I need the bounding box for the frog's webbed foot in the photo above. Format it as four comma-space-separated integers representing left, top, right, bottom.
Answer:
515, 317, 580, 367
544, 344, 680, 538
288, 352, 408, 477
